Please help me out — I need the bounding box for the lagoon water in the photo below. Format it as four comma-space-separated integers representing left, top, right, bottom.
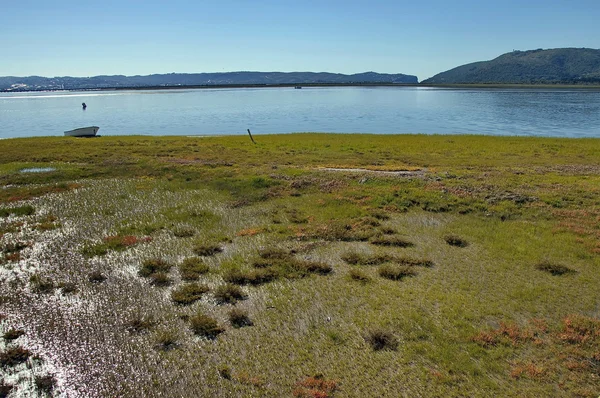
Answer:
1, 86, 599, 138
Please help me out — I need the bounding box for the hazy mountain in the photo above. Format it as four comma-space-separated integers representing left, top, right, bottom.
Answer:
0, 71, 418, 91
422, 48, 600, 84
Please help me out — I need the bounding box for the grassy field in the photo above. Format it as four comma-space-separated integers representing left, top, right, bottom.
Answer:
0, 134, 599, 397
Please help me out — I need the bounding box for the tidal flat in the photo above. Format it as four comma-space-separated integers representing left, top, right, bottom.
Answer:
0, 134, 599, 397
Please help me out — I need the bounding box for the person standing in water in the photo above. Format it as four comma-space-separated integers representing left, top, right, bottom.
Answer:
82, 102, 87, 110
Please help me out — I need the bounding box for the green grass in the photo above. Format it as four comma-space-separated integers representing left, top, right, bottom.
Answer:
1, 134, 600, 397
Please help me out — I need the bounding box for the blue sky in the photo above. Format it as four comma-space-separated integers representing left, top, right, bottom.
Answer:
2, 0, 599, 81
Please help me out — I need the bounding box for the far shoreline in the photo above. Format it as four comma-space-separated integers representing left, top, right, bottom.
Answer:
3, 82, 600, 93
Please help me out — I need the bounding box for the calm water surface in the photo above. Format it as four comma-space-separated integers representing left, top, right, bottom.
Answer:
1, 86, 599, 138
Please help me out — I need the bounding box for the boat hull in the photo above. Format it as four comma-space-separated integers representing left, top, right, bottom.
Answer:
64, 126, 99, 137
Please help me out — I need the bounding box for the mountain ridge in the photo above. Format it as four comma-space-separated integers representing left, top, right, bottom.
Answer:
422, 48, 600, 84
0, 71, 418, 91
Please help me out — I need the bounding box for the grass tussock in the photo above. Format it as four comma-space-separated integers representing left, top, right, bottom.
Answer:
35, 375, 56, 395
228, 308, 253, 328
0, 205, 35, 218
370, 235, 414, 248
189, 313, 224, 339
139, 258, 173, 278
126, 314, 156, 334
88, 270, 107, 283
341, 251, 393, 266
3, 329, 25, 342
58, 281, 78, 294
178, 257, 210, 280
172, 226, 196, 238
0, 346, 31, 367
444, 235, 469, 247
348, 268, 371, 282
29, 274, 55, 293
365, 329, 399, 351
0, 382, 13, 397
535, 261, 576, 276
378, 264, 417, 281
223, 267, 278, 286
154, 329, 179, 351
171, 283, 209, 305
192, 243, 223, 256
214, 284, 246, 304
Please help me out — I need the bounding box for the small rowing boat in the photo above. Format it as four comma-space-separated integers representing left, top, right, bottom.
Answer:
64, 126, 99, 137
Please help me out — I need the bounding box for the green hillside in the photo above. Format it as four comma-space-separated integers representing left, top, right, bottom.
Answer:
423, 48, 600, 84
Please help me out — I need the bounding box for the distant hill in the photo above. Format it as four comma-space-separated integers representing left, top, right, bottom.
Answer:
422, 48, 600, 85
0, 71, 418, 91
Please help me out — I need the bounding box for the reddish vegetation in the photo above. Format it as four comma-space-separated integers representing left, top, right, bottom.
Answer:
473, 315, 600, 386
293, 376, 338, 398
554, 209, 600, 253
104, 235, 152, 247
236, 228, 262, 237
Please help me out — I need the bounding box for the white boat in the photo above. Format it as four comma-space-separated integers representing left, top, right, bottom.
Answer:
64, 126, 99, 137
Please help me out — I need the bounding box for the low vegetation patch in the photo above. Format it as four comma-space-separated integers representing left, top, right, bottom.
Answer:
214, 284, 246, 304
126, 314, 156, 334
189, 313, 224, 339
0, 205, 35, 218
178, 257, 210, 280
88, 270, 107, 283
171, 283, 209, 305
348, 268, 371, 282
370, 235, 414, 248
341, 251, 393, 266
0, 382, 14, 397
3, 329, 25, 342
29, 274, 55, 293
293, 375, 338, 398
192, 243, 223, 256
444, 235, 469, 248
173, 226, 195, 238
0, 346, 31, 367
228, 308, 253, 328
82, 234, 151, 257
378, 264, 417, 281
139, 258, 173, 278
365, 329, 399, 351
154, 329, 179, 351
35, 375, 56, 395
535, 261, 575, 276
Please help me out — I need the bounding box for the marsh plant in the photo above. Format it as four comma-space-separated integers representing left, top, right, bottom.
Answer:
213, 284, 246, 304
189, 313, 224, 339
178, 257, 210, 281
171, 283, 210, 305
365, 329, 399, 351
228, 308, 253, 328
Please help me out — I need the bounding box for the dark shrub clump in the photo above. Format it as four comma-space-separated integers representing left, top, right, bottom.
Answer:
365, 329, 399, 351
179, 257, 209, 281
370, 235, 414, 248
348, 268, 371, 282
154, 330, 179, 351
189, 313, 224, 339
88, 270, 107, 283
35, 375, 56, 394
139, 258, 173, 286
171, 283, 209, 305
29, 274, 54, 293
228, 308, 254, 328
126, 314, 155, 333
0, 346, 31, 367
535, 261, 575, 276
3, 329, 25, 342
445, 235, 469, 248
379, 265, 417, 281
192, 243, 223, 256
214, 284, 246, 304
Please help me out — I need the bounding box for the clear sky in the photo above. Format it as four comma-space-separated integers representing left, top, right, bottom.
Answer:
2, 0, 599, 81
